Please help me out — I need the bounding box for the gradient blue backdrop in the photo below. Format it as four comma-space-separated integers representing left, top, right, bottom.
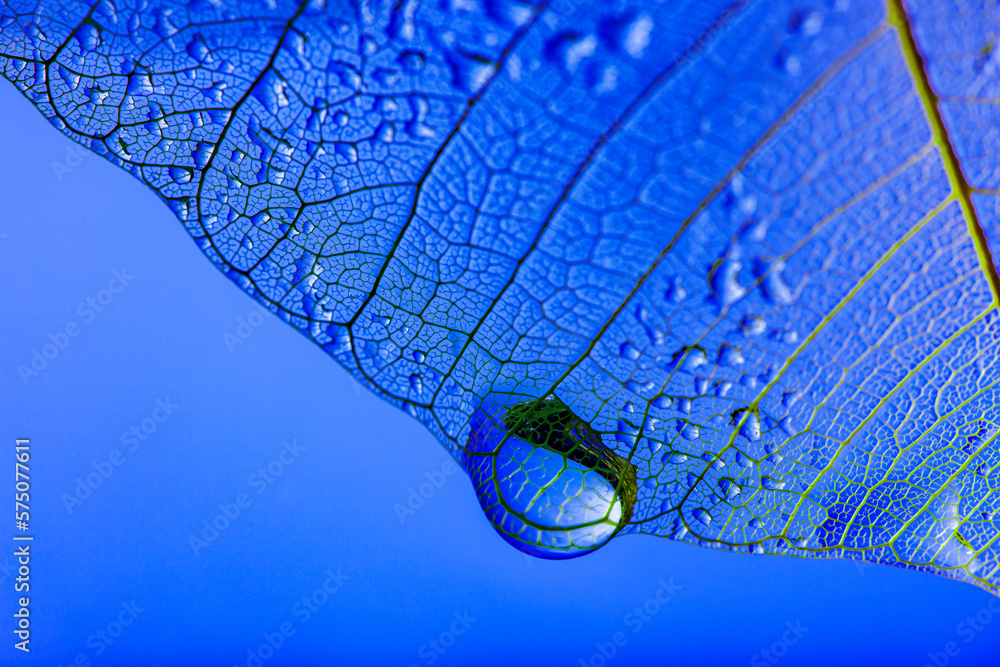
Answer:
1, 78, 999, 667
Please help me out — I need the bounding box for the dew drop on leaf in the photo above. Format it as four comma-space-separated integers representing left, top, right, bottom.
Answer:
464, 396, 637, 559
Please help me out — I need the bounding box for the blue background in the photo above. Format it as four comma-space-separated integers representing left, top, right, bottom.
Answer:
1, 77, 999, 667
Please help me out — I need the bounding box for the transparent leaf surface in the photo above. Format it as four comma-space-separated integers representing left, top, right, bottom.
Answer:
4, 0, 1000, 592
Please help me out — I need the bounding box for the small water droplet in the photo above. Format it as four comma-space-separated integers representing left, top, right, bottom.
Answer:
740, 413, 762, 443
406, 96, 435, 139
398, 49, 426, 73
335, 143, 358, 164
676, 420, 699, 441
710, 251, 746, 312
589, 64, 619, 94
445, 49, 496, 93
652, 396, 672, 409
758, 259, 793, 305
373, 67, 401, 86
360, 34, 378, 57
621, 14, 653, 58
617, 419, 640, 437
782, 390, 802, 408
546, 32, 597, 72
169, 166, 192, 184
668, 347, 707, 374
375, 121, 395, 143
718, 344, 745, 367
625, 380, 655, 395
776, 50, 802, 75
253, 71, 288, 115
790, 9, 824, 36
192, 142, 213, 169
665, 277, 687, 304
620, 342, 640, 360
74, 23, 101, 50
718, 479, 741, 499
761, 476, 785, 490
742, 315, 766, 335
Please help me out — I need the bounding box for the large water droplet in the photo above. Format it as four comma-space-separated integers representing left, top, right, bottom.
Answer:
464, 396, 638, 559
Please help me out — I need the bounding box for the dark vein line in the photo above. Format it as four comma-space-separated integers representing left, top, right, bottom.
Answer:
502, 22, 887, 443
343, 0, 553, 329
423, 0, 754, 412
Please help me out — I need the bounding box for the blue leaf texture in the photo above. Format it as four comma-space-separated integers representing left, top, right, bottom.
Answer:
4, 0, 1000, 591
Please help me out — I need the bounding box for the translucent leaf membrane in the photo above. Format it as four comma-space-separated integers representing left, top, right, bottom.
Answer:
4, 0, 1000, 593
